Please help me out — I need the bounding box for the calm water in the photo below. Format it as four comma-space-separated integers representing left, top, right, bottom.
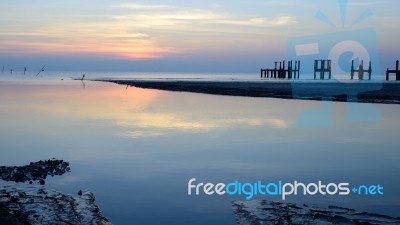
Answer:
0, 73, 399, 225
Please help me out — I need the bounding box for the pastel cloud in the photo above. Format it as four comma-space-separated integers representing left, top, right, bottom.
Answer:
116, 3, 171, 10
112, 3, 297, 28
0, 2, 297, 60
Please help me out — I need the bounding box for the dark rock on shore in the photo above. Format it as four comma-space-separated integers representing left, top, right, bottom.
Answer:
233, 200, 400, 225
0, 159, 70, 185
0, 185, 112, 225
0, 159, 112, 225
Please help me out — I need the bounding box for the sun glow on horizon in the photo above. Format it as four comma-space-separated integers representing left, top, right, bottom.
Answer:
0, 13, 178, 60
0, 0, 398, 71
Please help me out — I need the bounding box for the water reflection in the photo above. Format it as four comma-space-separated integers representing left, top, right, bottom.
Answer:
0, 80, 399, 225
0, 80, 294, 138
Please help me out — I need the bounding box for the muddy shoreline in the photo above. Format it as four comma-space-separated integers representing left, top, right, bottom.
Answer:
99, 79, 400, 104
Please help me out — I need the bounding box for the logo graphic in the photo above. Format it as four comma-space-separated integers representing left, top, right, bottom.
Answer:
188, 178, 384, 201
286, 0, 382, 127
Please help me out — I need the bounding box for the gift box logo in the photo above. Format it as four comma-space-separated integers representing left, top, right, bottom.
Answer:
286, 0, 382, 127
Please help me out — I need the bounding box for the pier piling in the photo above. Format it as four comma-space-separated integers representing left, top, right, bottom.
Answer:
386, 60, 400, 81
351, 60, 372, 80
314, 60, 331, 80
261, 60, 300, 80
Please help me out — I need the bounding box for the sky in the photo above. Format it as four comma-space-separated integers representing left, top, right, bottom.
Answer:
0, 0, 399, 73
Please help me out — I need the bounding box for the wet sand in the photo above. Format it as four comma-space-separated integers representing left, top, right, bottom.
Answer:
98, 79, 400, 104
233, 200, 400, 225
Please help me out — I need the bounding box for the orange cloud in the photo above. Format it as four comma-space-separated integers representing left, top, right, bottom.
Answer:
0, 13, 177, 59
0, 34, 175, 60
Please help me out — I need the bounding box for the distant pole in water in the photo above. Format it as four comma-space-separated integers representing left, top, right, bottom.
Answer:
1, 66, 4, 73
10, 69, 12, 74
80, 74, 86, 89
24, 67, 27, 75
36, 65, 46, 77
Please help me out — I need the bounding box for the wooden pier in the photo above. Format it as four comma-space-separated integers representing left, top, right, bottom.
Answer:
351, 60, 372, 80
314, 60, 331, 80
386, 60, 400, 81
260, 60, 300, 79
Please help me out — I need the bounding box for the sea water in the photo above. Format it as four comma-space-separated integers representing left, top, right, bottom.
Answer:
0, 73, 399, 225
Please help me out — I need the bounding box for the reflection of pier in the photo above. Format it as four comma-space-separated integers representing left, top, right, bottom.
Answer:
261, 60, 300, 79
386, 60, 400, 81
314, 60, 331, 80
351, 60, 372, 80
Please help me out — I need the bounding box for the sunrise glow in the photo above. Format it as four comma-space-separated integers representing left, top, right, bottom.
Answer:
0, 1, 398, 71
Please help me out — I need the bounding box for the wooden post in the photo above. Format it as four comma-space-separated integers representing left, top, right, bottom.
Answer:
314, 60, 317, 80
351, 60, 354, 80
293, 61, 296, 79
387, 68, 390, 81
328, 60, 332, 79
396, 60, 400, 81
297, 61, 301, 79
368, 61, 372, 80
321, 60, 325, 80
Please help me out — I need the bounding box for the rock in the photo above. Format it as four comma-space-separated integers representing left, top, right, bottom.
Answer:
0, 159, 112, 225
232, 200, 400, 225
0, 159, 70, 184
0, 185, 112, 225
